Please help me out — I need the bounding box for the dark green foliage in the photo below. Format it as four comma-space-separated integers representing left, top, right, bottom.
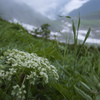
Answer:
34, 23, 50, 38
41, 23, 50, 38
34, 28, 41, 35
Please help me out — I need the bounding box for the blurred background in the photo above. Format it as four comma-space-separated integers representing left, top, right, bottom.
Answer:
0, 0, 100, 44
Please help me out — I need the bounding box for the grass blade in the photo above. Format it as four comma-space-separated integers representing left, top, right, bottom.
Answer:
65, 16, 71, 18
80, 81, 91, 92
56, 60, 70, 76
77, 13, 80, 32
72, 20, 76, 41
74, 86, 92, 100
77, 13, 80, 38
82, 27, 91, 46
50, 82, 70, 100
77, 27, 91, 57
96, 94, 100, 100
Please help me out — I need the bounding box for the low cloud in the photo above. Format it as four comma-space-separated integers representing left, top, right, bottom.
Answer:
60, 0, 89, 15
1, 0, 89, 20
14, 0, 89, 19
14, 0, 64, 19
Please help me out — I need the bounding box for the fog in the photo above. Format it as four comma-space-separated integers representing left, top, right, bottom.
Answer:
13, 0, 89, 19
0, 0, 89, 20
0, 0, 52, 27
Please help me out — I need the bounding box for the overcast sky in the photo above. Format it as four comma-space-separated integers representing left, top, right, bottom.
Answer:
14, 0, 89, 19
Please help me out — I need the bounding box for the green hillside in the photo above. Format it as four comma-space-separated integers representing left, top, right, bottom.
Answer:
82, 10, 100, 20
78, 11, 100, 28
0, 17, 100, 100
69, 0, 100, 17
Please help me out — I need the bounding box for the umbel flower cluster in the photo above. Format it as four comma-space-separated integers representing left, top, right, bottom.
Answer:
0, 49, 59, 99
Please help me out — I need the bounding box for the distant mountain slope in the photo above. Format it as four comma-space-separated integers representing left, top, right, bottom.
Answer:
82, 10, 100, 20
69, 0, 100, 17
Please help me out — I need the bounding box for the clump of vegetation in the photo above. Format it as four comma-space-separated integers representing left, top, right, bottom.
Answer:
0, 49, 59, 99
34, 23, 50, 38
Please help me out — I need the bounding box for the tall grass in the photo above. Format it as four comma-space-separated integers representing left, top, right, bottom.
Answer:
0, 17, 100, 100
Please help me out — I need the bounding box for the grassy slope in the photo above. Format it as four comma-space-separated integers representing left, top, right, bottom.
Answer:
0, 17, 63, 62
1, 17, 100, 99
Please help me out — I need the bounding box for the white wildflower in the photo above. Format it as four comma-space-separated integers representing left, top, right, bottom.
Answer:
1, 49, 59, 86
40, 72, 48, 83
11, 84, 26, 100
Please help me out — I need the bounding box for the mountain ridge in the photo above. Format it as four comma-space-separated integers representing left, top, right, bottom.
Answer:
69, 0, 100, 17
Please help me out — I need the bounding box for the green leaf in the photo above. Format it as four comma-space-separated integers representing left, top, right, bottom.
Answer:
56, 60, 70, 76
77, 13, 80, 31
72, 20, 76, 41
96, 94, 100, 100
77, 27, 91, 57
74, 86, 92, 100
65, 16, 71, 18
25, 80, 30, 100
85, 76, 97, 90
77, 14, 80, 38
58, 15, 64, 17
50, 82, 70, 100
82, 27, 91, 46
92, 74, 99, 85
80, 81, 91, 92
0, 88, 11, 100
